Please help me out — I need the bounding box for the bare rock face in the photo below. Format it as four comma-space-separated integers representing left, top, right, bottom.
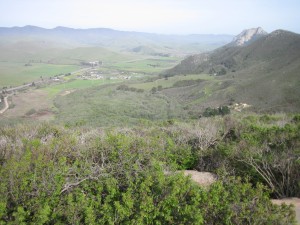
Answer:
231, 27, 268, 46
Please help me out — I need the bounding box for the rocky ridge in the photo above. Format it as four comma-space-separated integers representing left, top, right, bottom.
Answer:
231, 27, 268, 46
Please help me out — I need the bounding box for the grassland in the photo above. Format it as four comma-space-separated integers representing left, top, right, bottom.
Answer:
0, 45, 143, 89
0, 62, 80, 88
44, 78, 123, 97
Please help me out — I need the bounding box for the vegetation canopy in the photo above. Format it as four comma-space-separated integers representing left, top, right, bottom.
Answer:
0, 114, 299, 224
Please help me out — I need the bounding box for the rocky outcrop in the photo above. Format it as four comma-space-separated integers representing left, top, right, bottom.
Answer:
230, 27, 268, 46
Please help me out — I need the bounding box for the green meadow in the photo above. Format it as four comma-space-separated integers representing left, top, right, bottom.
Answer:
0, 62, 80, 88
44, 78, 123, 97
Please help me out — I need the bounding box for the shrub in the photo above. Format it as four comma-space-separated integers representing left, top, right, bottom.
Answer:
0, 120, 298, 224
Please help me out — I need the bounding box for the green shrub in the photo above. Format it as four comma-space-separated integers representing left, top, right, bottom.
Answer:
0, 119, 298, 224
203, 106, 230, 117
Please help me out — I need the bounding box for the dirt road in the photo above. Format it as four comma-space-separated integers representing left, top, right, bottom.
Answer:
0, 96, 9, 114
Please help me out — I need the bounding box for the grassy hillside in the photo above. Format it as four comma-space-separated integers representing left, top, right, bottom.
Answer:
53, 83, 186, 127
45, 74, 214, 127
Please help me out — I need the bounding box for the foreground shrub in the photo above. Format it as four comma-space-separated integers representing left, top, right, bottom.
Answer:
0, 121, 297, 224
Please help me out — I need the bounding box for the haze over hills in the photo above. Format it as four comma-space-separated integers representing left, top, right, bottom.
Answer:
163, 28, 300, 112
0, 25, 233, 59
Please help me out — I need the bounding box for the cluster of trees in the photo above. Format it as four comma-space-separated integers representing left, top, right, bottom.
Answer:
208, 67, 227, 75
150, 85, 163, 93
116, 85, 144, 93
203, 106, 230, 117
172, 79, 204, 88
0, 114, 299, 224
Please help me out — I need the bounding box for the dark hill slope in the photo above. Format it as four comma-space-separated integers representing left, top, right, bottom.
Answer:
163, 30, 300, 112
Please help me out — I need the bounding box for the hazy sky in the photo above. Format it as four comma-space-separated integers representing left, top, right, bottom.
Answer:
0, 0, 299, 34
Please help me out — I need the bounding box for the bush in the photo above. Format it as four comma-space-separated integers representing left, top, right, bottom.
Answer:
0, 119, 298, 224
201, 177, 296, 224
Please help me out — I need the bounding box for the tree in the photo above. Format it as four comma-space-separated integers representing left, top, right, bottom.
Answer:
218, 68, 227, 75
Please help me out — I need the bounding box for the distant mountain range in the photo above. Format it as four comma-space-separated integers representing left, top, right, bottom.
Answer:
163, 28, 300, 112
0, 25, 234, 57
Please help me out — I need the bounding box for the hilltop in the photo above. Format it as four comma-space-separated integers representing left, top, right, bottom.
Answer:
163, 28, 300, 112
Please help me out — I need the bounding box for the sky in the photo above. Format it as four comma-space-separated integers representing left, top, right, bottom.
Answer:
0, 0, 299, 35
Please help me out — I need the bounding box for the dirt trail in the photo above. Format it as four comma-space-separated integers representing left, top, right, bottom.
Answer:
0, 96, 9, 114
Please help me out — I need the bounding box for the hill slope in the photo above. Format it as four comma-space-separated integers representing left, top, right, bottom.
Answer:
163, 29, 300, 112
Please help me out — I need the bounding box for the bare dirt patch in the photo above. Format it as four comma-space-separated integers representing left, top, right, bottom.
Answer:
24, 109, 55, 121
5, 89, 55, 121
60, 90, 75, 96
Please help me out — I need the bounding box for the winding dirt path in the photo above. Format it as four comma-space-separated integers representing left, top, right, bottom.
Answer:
0, 96, 9, 114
